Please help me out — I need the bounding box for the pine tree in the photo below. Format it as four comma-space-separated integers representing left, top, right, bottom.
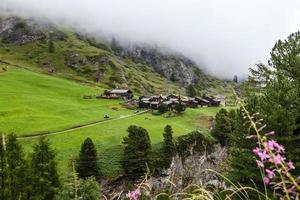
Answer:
228, 109, 262, 190
211, 108, 233, 146
30, 136, 60, 200
174, 97, 186, 114
158, 103, 168, 114
122, 125, 151, 176
161, 125, 175, 169
78, 177, 101, 200
5, 134, 29, 200
0, 134, 7, 200
76, 137, 99, 179
248, 31, 300, 174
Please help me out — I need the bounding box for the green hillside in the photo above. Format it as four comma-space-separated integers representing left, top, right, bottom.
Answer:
0, 64, 221, 178
0, 16, 231, 179
0, 24, 186, 94
0, 64, 133, 135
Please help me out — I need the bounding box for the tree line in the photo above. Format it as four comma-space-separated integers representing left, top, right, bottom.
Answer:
211, 31, 300, 196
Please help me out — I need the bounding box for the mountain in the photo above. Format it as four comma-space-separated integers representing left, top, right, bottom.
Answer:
0, 16, 229, 95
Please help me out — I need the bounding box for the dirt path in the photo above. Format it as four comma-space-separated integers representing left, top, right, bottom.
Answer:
18, 110, 149, 140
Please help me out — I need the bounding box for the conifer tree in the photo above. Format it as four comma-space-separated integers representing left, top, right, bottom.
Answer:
30, 136, 60, 200
248, 31, 300, 174
211, 108, 233, 146
5, 133, 29, 200
228, 109, 262, 189
122, 125, 151, 176
0, 134, 6, 200
76, 137, 99, 179
174, 97, 186, 114
162, 125, 175, 169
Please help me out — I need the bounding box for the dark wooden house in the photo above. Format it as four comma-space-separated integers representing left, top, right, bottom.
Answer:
139, 97, 151, 109
150, 101, 160, 109
195, 97, 210, 107
203, 96, 221, 106
150, 95, 163, 102
105, 89, 133, 99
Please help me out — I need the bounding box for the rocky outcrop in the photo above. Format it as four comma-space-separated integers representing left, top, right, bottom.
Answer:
117, 46, 208, 86
147, 144, 227, 193
101, 144, 228, 199
0, 17, 66, 44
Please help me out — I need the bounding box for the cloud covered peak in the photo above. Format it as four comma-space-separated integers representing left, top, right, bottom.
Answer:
1, 0, 300, 78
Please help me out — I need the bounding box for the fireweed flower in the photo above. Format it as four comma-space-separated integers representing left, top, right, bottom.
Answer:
253, 147, 260, 155
258, 150, 269, 161
250, 130, 300, 198
263, 176, 270, 185
266, 169, 275, 179
272, 154, 284, 165
287, 161, 295, 170
256, 160, 264, 168
126, 189, 140, 200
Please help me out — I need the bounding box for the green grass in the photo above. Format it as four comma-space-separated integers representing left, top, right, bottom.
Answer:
0, 65, 222, 178
0, 31, 186, 95
0, 65, 132, 135
20, 107, 220, 178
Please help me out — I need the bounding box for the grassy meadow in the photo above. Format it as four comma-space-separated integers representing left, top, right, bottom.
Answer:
0, 65, 222, 178
0, 65, 132, 135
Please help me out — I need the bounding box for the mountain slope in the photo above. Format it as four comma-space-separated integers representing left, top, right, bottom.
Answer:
0, 16, 227, 95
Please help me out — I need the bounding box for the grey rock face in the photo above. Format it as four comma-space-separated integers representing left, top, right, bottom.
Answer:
146, 144, 228, 194
0, 17, 66, 44
118, 46, 207, 86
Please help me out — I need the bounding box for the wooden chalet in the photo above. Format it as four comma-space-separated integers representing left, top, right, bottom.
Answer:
203, 96, 221, 106
150, 101, 160, 109
195, 97, 210, 107
150, 95, 163, 102
182, 98, 198, 108
214, 95, 226, 106
162, 100, 176, 110
139, 98, 151, 109
167, 94, 178, 99
103, 89, 133, 99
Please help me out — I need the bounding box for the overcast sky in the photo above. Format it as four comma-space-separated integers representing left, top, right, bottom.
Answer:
1, 0, 300, 78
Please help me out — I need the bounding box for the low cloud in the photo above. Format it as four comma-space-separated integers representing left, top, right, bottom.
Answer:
1, 0, 300, 78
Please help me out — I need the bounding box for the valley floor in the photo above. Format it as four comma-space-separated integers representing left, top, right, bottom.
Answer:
0, 65, 223, 178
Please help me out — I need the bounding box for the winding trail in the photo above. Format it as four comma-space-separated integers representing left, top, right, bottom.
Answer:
18, 110, 149, 140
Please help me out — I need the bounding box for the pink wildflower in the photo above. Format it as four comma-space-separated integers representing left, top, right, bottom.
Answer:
266, 140, 278, 150
265, 169, 276, 179
272, 154, 284, 165
258, 150, 269, 161
256, 160, 264, 168
126, 189, 140, 200
275, 144, 285, 153
263, 176, 270, 185
253, 147, 261, 156
287, 161, 295, 170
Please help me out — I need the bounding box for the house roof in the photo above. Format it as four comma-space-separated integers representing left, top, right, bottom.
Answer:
163, 101, 174, 105
198, 98, 210, 103
110, 89, 131, 94
150, 95, 162, 99
141, 98, 151, 101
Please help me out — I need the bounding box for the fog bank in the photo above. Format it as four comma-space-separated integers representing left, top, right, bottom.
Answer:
1, 0, 300, 78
